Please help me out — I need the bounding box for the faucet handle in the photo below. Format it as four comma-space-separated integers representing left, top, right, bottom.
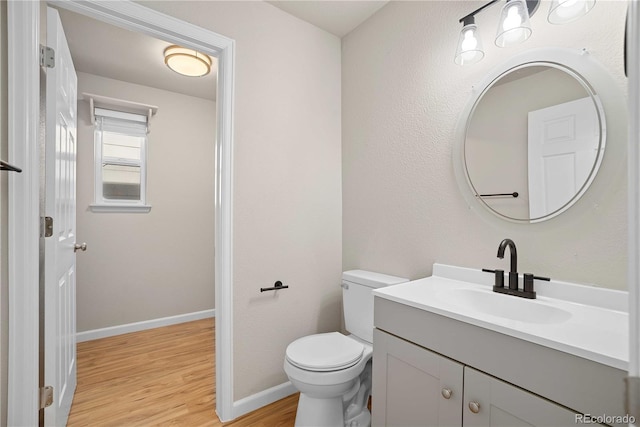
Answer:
523, 273, 534, 293
482, 268, 504, 288
524, 274, 550, 292
494, 269, 504, 288
522, 273, 537, 299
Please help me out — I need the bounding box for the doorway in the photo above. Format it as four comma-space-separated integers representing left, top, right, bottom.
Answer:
7, 1, 235, 424
55, 6, 218, 345
53, 6, 217, 424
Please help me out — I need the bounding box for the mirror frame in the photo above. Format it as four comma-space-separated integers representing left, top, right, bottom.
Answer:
453, 47, 626, 225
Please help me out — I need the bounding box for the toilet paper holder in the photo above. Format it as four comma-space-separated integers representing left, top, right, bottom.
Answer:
260, 280, 289, 293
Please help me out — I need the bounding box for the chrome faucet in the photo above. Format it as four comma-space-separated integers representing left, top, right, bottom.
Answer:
497, 238, 518, 290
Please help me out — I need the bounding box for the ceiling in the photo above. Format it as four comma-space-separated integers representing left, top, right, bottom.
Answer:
56, 7, 218, 101
267, 1, 389, 38
54, 1, 388, 102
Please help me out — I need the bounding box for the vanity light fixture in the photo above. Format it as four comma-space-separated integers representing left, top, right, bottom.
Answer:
454, 15, 485, 65
455, 0, 595, 65
163, 45, 212, 77
495, 0, 533, 47
548, 0, 595, 24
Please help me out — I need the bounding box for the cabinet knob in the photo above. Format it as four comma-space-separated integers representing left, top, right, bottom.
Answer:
468, 401, 481, 414
441, 388, 452, 399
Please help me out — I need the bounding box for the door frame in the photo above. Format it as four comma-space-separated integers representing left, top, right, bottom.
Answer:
7, 0, 236, 424
627, 0, 640, 403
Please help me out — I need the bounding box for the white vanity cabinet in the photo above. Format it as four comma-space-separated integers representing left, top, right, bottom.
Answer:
373, 329, 580, 427
372, 295, 625, 427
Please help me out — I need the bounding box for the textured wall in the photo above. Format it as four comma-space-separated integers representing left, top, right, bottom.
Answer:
141, 1, 343, 400
342, 0, 628, 289
75, 72, 216, 332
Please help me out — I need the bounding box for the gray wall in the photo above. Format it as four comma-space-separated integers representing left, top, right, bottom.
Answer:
76, 72, 216, 332
342, 0, 628, 289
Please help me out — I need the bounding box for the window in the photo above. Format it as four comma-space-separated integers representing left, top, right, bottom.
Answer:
91, 108, 151, 212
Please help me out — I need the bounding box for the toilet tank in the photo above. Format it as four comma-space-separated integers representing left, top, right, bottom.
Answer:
342, 270, 408, 344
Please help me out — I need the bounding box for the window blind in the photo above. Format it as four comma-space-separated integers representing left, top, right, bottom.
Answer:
94, 107, 148, 136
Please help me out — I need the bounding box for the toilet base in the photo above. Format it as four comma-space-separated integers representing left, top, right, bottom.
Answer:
345, 409, 370, 427
293, 393, 372, 427
293, 361, 372, 427
294, 393, 345, 427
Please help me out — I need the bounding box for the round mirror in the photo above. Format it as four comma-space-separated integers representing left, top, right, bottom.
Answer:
460, 56, 607, 223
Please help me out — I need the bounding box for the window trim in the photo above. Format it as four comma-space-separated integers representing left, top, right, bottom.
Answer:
88, 203, 152, 213
91, 109, 152, 213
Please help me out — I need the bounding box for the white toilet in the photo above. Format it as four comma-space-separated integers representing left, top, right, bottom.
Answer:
284, 270, 408, 427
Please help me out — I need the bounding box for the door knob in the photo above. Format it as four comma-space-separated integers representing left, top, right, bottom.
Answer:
441, 388, 452, 399
74, 242, 87, 252
468, 401, 481, 414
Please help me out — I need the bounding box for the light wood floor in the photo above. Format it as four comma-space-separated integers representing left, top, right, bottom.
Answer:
68, 318, 298, 426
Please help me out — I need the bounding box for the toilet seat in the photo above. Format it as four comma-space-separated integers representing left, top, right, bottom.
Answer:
285, 332, 364, 372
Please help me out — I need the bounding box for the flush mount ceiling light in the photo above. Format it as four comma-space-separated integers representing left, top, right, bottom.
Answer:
455, 0, 596, 66
163, 45, 212, 77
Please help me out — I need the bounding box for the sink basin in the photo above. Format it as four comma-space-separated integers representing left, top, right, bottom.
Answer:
438, 288, 573, 324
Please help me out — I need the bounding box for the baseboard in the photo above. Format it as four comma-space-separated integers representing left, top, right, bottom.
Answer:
231, 381, 297, 420
76, 309, 215, 342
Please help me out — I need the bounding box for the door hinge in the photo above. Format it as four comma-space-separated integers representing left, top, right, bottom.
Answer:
39, 44, 55, 68
39, 386, 53, 409
41, 216, 53, 238
625, 376, 640, 423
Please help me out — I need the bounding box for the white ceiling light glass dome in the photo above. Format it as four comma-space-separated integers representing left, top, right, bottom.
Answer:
163, 45, 212, 77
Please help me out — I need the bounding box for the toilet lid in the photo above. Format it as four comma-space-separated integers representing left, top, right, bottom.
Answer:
286, 332, 364, 372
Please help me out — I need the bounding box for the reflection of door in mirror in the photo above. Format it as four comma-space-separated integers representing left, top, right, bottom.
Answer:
527, 97, 600, 218
465, 65, 603, 221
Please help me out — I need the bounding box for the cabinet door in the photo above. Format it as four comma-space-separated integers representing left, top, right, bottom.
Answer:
372, 329, 463, 427
463, 367, 580, 427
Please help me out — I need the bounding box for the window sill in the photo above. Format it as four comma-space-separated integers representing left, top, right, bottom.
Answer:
89, 204, 152, 213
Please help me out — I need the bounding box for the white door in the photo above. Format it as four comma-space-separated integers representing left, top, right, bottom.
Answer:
44, 7, 79, 426
527, 97, 600, 218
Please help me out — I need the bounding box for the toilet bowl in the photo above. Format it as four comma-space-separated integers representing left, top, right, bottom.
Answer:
284, 333, 373, 427
284, 270, 408, 427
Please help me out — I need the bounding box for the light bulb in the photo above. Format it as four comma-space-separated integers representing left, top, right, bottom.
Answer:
460, 30, 479, 62
548, 0, 595, 24
555, 0, 581, 18
455, 19, 484, 65
462, 30, 477, 50
462, 30, 477, 48
495, 0, 532, 47
502, 6, 526, 44
503, 5, 523, 31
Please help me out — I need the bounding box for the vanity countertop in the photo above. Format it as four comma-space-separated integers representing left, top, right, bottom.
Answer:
373, 264, 628, 370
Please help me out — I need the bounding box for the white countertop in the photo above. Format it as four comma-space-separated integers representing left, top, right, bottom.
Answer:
373, 264, 629, 370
